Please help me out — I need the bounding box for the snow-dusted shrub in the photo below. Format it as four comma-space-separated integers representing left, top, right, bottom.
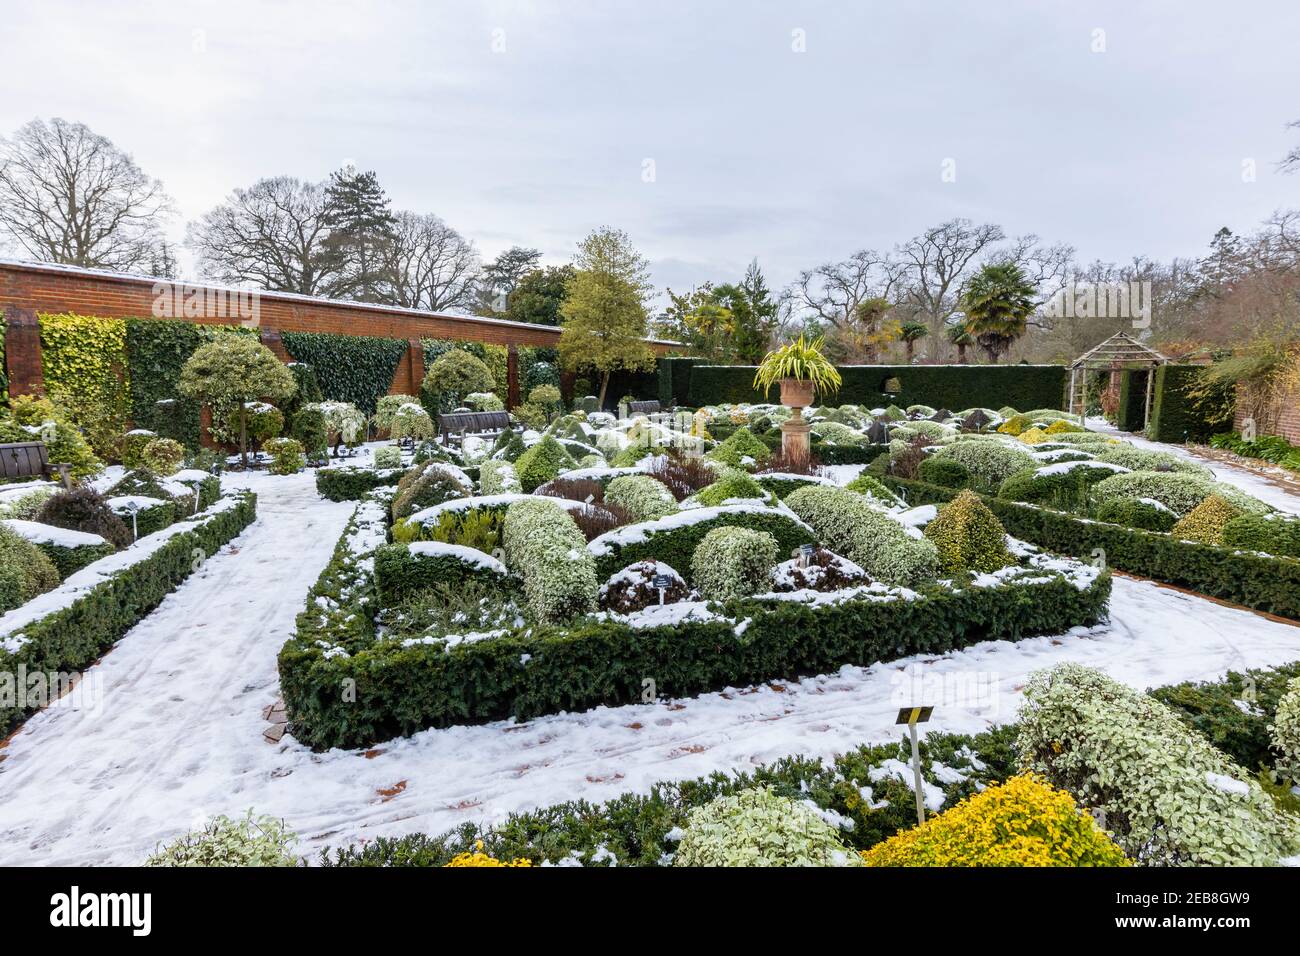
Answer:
1169, 494, 1240, 545
141, 437, 185, 476
917, 455, 970, 489
691, 471, 768, 508
1017, 663, 1300, 866
889, 420, 954, 442
35, 486, 131, 549
784, 485, 939, 587
998, 461, 1128, 508
373, 394, 420, 431
146, 812, 299, 867
1092, 471, 1269, 518
690, 526, 778, 601
860, 775, 1129, 867
844, 474, 901, 507
707, 427, 770, 468
1043, 419, 1084, 435
932, 441, 1037, 488
1270, 677, 1300, 785
309, 401, 367, 448
480, 458, 521, 495
673, 788, 862, 867
503, 498, 597, 621
1093, 445, 1211, 477
598, 560, 691, 612
1094, 496, 1177, 532
265, 437, 306, 475
391, 465, 469, 520
923, 490, 1013, 574
809, 420, 868, 445
906, 404, 937, 417
390, 403, 436, 442
604, 474, 678, 521
514, 434, 577, 492
770, 548, 867, 592
0, 485, 56, 521
1222, 513, 1300, 559
465, 391, 505, 412
0, 522, 60, 612
373, 446, 403, 470
119, 428, 158, 469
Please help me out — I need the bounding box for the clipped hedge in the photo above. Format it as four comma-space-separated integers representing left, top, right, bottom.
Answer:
280, 497, 1110, 748
282, 331, 408, 414
587, 506, 816, 582
686, 364, 1066, 412
1147, 364, 1234, 443
373, 542, 507, 608
0, 492, 257, 734
881, 474, 1300, 620
315, 465, 403, 502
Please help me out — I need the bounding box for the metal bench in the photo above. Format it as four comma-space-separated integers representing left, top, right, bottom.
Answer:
437, 410, 513, 446
626, 400, 661, 415
0, 441, 73, 489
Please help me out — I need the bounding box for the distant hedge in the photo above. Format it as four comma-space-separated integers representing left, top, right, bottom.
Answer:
683, 363, 1066, 411
1147, 365, 1234, 443
1115, 369, 1150, 433
283, 331, 408, 414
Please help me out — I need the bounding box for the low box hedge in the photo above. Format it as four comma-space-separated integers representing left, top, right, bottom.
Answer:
372, 542, 507, 608
315, 465, 403, 501
279, 494, 1111, 750
881, 474, 1300, 620
0, 491, 257, 734
37, 539, 117, 578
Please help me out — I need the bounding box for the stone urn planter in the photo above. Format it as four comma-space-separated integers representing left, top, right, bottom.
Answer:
752, 336, 841, 467
779, 378, 816, 463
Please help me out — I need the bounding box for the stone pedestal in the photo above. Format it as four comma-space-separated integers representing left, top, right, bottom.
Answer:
780, 415, 811, 464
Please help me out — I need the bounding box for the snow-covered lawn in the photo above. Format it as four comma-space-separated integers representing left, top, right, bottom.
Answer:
1, 441, 1298, 866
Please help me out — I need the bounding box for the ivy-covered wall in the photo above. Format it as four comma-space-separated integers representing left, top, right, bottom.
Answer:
282, 331, 409, 414
38, 313, 132, 456
1147, 364, 1235, 443
684, 363, 1067, 411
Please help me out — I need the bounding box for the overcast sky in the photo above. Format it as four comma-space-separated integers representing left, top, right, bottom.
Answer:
5, 0, 1300, 300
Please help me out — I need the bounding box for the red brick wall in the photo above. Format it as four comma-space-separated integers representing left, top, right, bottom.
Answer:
1233, 383, 1300, 444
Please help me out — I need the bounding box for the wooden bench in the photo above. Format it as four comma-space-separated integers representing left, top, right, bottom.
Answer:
626, 400, 661, 415
437, 410, 513, 446
0, 441, 73, 489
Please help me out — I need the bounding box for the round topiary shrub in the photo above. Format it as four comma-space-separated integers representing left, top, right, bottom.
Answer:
141, 437, 185, 476
1093, 445, 1211, 477
291, 406, 329, 462
246, 402, 285, 448
390, 403, 436, 442
1221, 513, 1300, 558
0, 522, 61, 612
514, 434, 577, 492
528, 384, 562, 411
36, 486, 131, 549
674, 788, 862, 867
706, 427, 770, 469
465, 391, 504, 412
373, 446, 403, 470
690, 526, 778, 601
265, 437, 306, 475
1169, 493, 1241, 545
691, 471, 768, 508
391, 465, 470, 520
598, 560, 691, 613
479, 458, 521, 495
511, 403, 548, 430
931, 440, 1037, 488
860, 775, 1130, 867
923, 490, 1014, 574
1094, 497, 1177, 533
423, 349, 495, 408
844, 474, 900, 507
604, 474, 678, 521
373, 394, 420, 433
1091, 471, 1269, 518
917, 455, 970, 489
119, 429, 158, 469
997, 461, 1128, 509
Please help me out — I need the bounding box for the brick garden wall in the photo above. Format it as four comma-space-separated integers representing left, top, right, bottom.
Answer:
1233, 382, 1300, 444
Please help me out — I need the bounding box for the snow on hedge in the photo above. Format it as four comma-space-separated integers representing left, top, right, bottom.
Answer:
586, 503, 814, 557
1033, 460, 1131, 477
0, 519, 108, 548
408, 541, 507, 575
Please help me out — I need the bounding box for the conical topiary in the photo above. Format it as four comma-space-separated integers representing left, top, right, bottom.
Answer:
923, 489, 1014, 574
1170, 493, 1241, 546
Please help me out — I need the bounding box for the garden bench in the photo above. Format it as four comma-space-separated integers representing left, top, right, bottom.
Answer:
626, 400, 661, 415
0, 441, 73, 489
437, 410, 513, 446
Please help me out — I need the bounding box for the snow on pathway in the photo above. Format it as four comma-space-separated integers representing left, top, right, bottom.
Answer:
1086, 417, 1300, 515
2, 481, 1298, 866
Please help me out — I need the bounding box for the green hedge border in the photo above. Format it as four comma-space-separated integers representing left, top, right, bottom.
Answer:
0, 491, 257, 734
315, 465, 403, 501
1148, 365, 1235, 444
684, 363, 1066, 412
880, 474, 1300, 620
279, 494, 1111, 750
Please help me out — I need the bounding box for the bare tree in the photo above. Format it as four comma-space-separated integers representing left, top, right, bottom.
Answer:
380, 211, 481, 312
1280, 119, 1300, 174
895, 218, 1005, 360
0, 117, 173, 272
187, 176, 339, 295
785, 249, 904, 328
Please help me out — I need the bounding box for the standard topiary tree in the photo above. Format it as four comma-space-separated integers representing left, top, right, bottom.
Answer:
423, 350, 495, 411
178, 337, 296, 467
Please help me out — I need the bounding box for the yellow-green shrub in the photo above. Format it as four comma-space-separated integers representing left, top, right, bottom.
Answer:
38, 313, 130, 458
861, 775, 1130, 867
923, 489, 1013, 574
1170, 493, 1240, 545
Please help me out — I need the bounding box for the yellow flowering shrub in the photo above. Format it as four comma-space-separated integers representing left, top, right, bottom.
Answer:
444, 841, 533, 867
1017, 426, 1048, 445
860, 775, 1130, 867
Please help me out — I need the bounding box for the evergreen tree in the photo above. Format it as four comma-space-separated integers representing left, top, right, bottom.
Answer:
961, 262, 1037, 363
476, 246, 542, 315
321, 165, 397, 302
506, 264, 575, 325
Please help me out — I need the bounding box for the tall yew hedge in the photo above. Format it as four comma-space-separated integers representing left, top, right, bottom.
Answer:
282, 331, 408, 414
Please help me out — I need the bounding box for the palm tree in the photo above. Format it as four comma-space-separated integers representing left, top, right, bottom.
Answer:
898, 321, 929, 364
960, 262, 1037, 363
946, 318, 973, 363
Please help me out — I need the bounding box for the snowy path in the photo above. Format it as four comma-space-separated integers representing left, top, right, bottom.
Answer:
1086, 417, 1300, 515
2, 478, 1298, 865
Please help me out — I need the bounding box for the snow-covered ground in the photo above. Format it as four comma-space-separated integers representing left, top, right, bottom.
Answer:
1, 445, 1299, 866
1087, 417, 1300, 515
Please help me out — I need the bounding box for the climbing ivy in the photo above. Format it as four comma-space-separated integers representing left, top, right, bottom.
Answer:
38, 313, 131, 457
125, 319, 254, 450
281, 331, 407, 414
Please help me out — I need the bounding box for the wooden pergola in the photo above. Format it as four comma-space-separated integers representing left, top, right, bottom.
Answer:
1067, 332, 1169, 430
